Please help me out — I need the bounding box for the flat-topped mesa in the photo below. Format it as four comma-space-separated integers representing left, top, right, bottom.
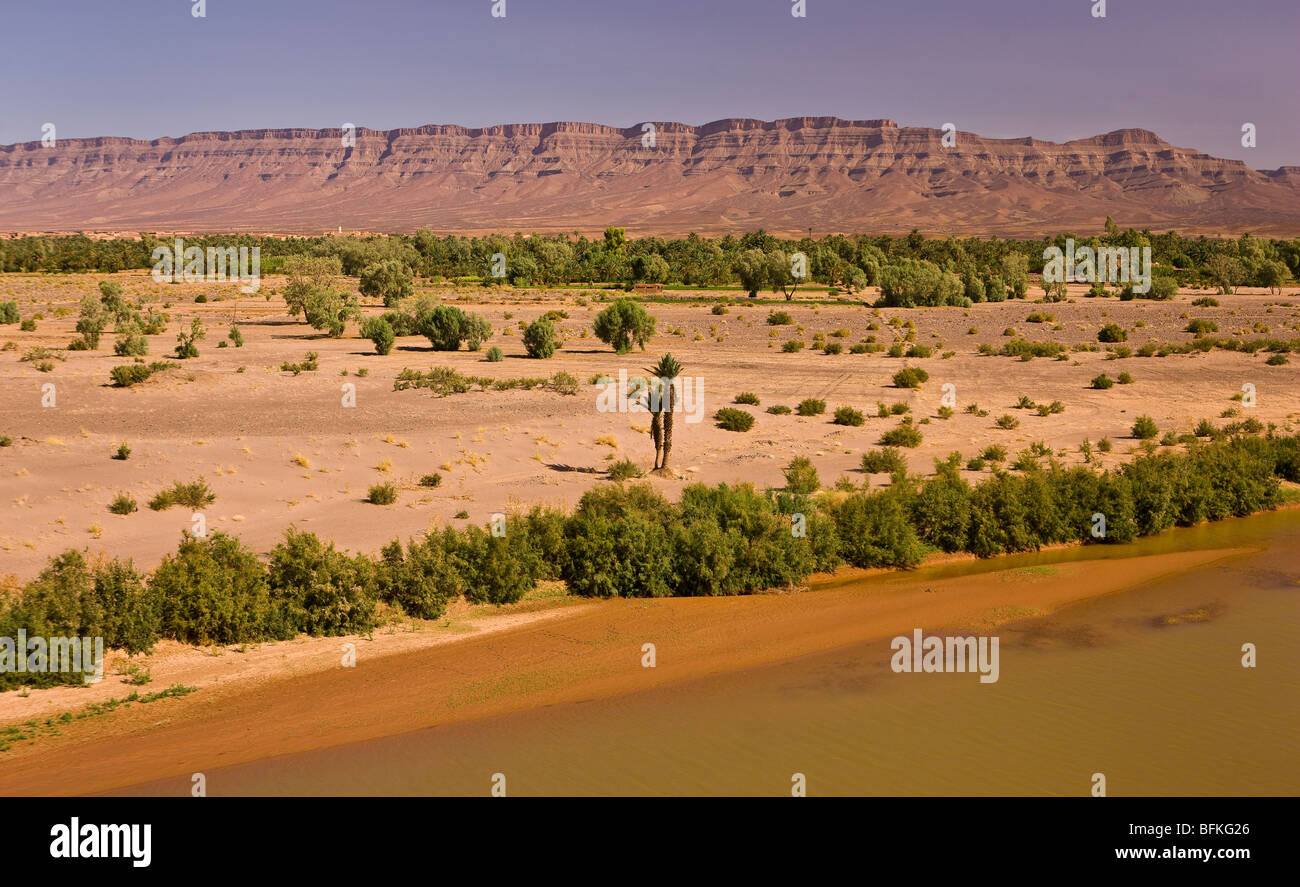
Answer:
0, 117, 1295, 236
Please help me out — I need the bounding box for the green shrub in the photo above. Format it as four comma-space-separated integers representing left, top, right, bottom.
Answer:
113, 442, 131, 461
782, 456, 820, 494
766, 311, 793, 325
607, 459, 644, 481
563, 484, 676, 598
20, 318, 36, 332
375, 531, 463, 619
152, 532, 275, 645
1098, 323, 1127, 343
419, 473, 442, 487
879, 421, 923, 447
592, 298, 655, 353
715, 407, 755, 432
1186, 318, 1218, 336
109, 493, 137, 515
861, 448, 906, 474
485, 345, 504, 362
1092, 373, 1115, 389
832, 406, 866, 426
0, 302, 20, 324
796, 398, 826, 416
892, 367, 929, 388
149, 478, 215, 511
735, 392, 760, 405
782, 339, 805, 353
368, 482, 398, 505
360, 316, 396, 355
228, 325, 244, 347
280, 351, 320, 375
831, 490, 924, 568
1131, 415, 1159, 440
766, 404, 792, 415
267, 529, 377, 636
523, 317, 559, 358
174, 318, 204, 359
994, 414, 1020, 430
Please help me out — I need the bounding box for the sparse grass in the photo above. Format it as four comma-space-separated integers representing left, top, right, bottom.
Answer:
148, 478, 215, 511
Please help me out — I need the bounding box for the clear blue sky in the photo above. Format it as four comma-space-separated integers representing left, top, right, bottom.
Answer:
2, 0, 1296, 169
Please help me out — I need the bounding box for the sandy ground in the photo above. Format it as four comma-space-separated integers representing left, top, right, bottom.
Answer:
1, 272, 1297, 582
0, 541, 1246, 795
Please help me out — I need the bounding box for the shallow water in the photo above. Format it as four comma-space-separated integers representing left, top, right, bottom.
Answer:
127, 509, 1300, 796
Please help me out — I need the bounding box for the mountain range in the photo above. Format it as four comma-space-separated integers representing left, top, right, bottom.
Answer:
2, 117, 1297, 236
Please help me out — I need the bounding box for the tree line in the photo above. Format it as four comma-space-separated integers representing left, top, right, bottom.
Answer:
2, 224, 1295, 296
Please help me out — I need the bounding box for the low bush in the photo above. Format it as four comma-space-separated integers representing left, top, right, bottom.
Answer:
714, 407, 755, 432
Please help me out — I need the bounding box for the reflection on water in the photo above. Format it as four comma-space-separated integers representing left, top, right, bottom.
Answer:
127, 510, 1300, 796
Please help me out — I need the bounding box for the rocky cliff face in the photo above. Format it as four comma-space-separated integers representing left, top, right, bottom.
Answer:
1, 117, 1296, 235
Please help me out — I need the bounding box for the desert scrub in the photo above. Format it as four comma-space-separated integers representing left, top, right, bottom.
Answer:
1097, 323, 1127, 343
781, 339, 805, 353
879, 420, 923, 448
861, 448, 906, 474
766, 311, 793, 325
823, 342, 843, 355
607, 459, 645, 481
108, 493, 138, 515
228, 325, 244, 347
766, 404, 792, 415
1131, 415, 1159, 440
833, 406, 866, 426
1265, 354, 1290, 366
796, 398, 826, 416
112, 442, 131, 460
1091, 373, 1115, 389
1118, 371, 1134, 384
418, 473, 443, 488
892, 367, 929, 388
109, 361, 178, 387
734, 392, 760, 405
174, 318, 205, 358
367, 482, 398, 505
994, 414, 1020, 430
1186, 318, 1218, 336
485, 346, 504, 362
714, 407, 755, 432
280, 351, 320, 375
523, 317, 559, 358
149, 478, 216, 511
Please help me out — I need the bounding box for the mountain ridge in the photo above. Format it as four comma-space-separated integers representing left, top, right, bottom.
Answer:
2, 117, 1296, 236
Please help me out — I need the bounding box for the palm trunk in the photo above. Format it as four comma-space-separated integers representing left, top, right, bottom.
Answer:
649, 411, 662, 470
660, 384, 675, 470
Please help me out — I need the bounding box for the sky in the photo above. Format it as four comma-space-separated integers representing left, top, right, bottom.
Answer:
1, 0, 1296, 169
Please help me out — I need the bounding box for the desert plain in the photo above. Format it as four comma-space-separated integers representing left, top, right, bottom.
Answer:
1, 271, 1297, 793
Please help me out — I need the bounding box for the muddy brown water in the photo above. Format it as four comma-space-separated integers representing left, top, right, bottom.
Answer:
122, 509, 1299, 796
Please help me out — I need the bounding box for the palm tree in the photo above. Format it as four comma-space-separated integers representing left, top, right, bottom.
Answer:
647, 354, 683, 473
626, 375, 662, 469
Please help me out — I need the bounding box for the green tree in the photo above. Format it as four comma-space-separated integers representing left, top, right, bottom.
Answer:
358, 260, 414, 308
593, 298, 655, 353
